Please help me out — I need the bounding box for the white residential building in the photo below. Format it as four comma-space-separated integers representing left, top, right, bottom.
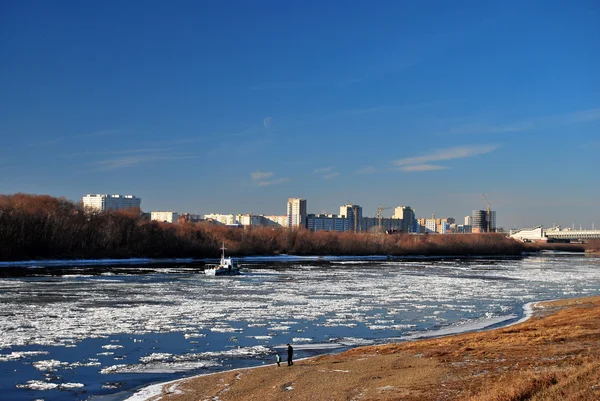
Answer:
82, 194, 141, 212
204, 214, 239, 225
150, 211, 179, 223
202, 213, 287, 227
263, 215, 288, 227
238, 214, 267, 226
393, 206, 415, 233
287, 198, 307, 228
425, 219, 437, 233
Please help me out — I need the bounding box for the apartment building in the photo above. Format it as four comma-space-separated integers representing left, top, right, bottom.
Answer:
287, 198, 307, 228
82, 194, 141, 212
306, 214, 348, 232
150, 211, 179, 223
393, 206, 416, 233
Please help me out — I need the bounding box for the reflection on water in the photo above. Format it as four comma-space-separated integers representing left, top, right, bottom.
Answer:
1, 253, 599, 401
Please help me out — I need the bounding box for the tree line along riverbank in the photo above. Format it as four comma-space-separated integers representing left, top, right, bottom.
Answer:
0, 193, 590, 262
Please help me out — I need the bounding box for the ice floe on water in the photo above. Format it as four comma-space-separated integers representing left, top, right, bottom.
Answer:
33, 359, 69, 371
249, 335, 272, 340
16, 380, 84, 390
0, 350, 48, 362
0, 258, 196, 267
399, 314, 519, 341
101, 361, 220, 374
101, 344, 123, 349
184, 333, 206, 339
333, 337, 376, 346
1, 254, 600, 401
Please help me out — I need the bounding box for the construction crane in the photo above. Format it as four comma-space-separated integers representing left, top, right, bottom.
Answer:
377, 204, 393, 229
345, 201, 360, 233
351, 205, 360, 233
482, 193, 491, 233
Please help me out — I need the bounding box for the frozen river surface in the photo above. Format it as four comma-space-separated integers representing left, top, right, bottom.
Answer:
1, 252, 599, 401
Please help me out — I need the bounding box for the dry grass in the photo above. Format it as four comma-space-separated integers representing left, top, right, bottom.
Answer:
470, 363, 600, 401
153, 296, 600, 401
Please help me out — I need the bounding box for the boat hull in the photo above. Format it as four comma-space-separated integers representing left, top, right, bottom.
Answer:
204, 267, 241, 276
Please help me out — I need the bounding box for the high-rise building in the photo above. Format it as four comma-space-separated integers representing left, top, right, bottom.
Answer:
287, 198, 307, 228
339, 204, 363, 232
393, 206, 415, 233
82, 194, 141, 212
471, 210, 497, 233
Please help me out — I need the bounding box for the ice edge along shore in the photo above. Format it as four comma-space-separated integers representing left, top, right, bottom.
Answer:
121, 300, 540, 401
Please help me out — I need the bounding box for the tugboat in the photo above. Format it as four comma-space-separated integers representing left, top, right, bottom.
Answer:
204, 243, 241, 276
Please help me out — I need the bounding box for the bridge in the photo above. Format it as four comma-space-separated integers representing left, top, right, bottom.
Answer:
509, 226, 600, 242
546, 229, 600, 241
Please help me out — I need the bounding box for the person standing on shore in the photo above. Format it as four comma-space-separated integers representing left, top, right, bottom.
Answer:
275, 353, 281, 367
287, 343, 294, 366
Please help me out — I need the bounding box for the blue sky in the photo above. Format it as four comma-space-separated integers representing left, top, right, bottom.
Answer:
1, 0, 599, 229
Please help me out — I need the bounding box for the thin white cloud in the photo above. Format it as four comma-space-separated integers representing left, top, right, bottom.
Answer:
398, 164, 449, 172
357, 165, 376, 174
75, 129, 121, 138
451, 107, 600, 135
109, 147, 181, 155
568, 108, 600, 123
393, 144, 498, 166
249, 81, 304, 91
28, 138, 64, 147
91, 153, 197, 171
251, 171, 273, 180
579, 139, 600, 149
313, 167, 334, 174
30, 129, 121, 147
258, 178, 291, 186
450, 122, 535, 135
323, 172, 340, 179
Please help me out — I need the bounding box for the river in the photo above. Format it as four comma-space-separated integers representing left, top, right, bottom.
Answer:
1, 252, 599, 401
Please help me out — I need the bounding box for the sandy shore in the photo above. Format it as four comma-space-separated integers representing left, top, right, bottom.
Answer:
131, 296, 600, 401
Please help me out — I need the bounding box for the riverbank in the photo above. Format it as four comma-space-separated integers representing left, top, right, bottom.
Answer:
129, 296, 600, 401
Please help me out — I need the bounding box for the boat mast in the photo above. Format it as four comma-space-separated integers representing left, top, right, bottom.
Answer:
220, 242, 226, 263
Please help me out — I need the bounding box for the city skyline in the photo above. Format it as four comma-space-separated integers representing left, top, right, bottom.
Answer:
1, 1, 599, 229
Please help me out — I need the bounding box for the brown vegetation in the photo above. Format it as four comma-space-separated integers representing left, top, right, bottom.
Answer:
584, 239, 600, 253
145, 296, 600, 401
523, 241, 586, 253
0, 193, 547, 261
